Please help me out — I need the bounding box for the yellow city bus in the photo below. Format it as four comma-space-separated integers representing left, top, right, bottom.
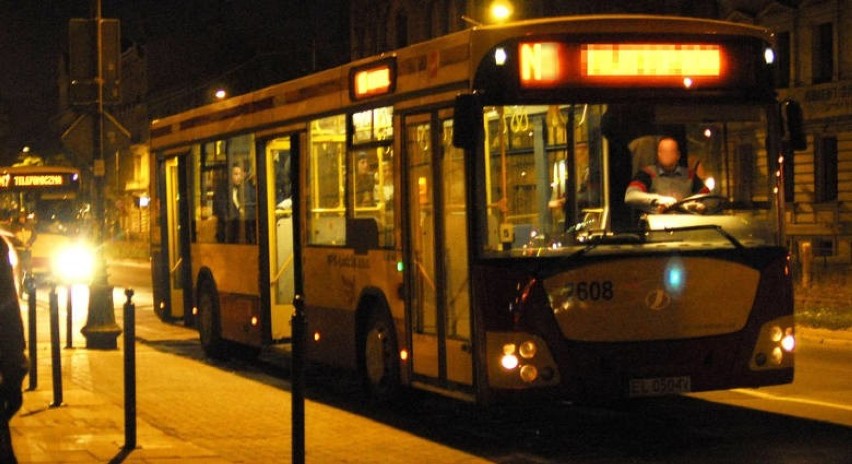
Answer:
150, 15, 801, 403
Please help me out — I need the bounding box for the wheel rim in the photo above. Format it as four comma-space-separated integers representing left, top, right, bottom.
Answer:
198, 288, 214, 345
365, 322, 391, 388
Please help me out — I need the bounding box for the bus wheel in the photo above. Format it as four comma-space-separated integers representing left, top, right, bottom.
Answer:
361, 310, 400, 401
197, 278, 227, 359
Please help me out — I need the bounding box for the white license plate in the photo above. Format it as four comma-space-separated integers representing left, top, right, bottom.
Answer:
629, 376, 692, 397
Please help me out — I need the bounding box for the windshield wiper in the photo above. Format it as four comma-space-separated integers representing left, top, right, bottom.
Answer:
655, 224, 744, 249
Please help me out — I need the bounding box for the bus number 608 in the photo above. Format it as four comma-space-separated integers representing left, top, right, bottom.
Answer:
565, 281, 614, 301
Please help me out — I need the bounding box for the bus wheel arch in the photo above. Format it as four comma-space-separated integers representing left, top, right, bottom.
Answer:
196, 268, 227, 359
356, 290, 400, 401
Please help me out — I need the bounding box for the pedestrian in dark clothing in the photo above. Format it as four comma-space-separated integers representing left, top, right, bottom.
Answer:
0, 238, 28, 463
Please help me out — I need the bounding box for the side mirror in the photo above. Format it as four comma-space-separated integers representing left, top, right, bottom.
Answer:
452, 93, 482, 151
783, 99, 807, 151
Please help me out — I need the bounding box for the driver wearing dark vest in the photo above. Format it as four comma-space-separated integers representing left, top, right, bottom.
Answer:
625, 137, 709, 213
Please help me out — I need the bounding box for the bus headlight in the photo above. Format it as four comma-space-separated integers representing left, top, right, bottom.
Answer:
53, 242, 96, 283
501, 343, 519, 370
489, 333, 560, 388
750, 317, 795, 369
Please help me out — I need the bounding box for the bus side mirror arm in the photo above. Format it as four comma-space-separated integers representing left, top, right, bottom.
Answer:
452, 93, 483, 151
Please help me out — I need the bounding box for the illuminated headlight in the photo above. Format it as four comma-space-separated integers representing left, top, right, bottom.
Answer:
53, 242, 96, 283
781, 330, 795, 352
501, 343, 519, 370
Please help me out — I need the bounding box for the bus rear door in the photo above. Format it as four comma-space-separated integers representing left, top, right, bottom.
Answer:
158, 155, 193, 323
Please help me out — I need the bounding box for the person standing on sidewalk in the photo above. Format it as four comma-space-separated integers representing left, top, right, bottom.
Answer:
0, 238, 28, 463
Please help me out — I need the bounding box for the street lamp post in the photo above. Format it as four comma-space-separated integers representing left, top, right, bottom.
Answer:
80, 0, 121, 349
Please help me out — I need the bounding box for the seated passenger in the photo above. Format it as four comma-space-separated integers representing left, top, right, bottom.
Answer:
625, 137, 709, 213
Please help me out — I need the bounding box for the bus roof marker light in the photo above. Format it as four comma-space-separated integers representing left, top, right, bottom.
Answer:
494, 47, 507, 66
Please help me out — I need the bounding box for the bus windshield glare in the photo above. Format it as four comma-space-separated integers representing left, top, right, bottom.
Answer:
479, 102, 778, 256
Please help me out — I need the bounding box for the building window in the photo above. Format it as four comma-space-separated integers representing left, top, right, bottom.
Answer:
775, 31, 791, 88
812, 22, 833, 84
395, 11, 408, 48
814, 136, 838, 203
783, 150, 795, 203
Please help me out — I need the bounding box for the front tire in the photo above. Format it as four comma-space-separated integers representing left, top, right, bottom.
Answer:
197, 277, 227, 359
361, 310, 400, 402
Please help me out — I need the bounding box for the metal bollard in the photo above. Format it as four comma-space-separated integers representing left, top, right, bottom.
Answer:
291, 293, 306, 464
65, 285, 73, 349
123, 288, 137, 450
26, 276, 37, 391
49, 286, 63, 407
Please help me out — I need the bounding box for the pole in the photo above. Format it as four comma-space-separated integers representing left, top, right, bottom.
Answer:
123, 289, 137, 450
65, 285, 73, 348
291, 294, 305, 464
81, 0, 121, 349
290, 134, 305, 464
26, 277, 37, 391
49, 286, 64, 407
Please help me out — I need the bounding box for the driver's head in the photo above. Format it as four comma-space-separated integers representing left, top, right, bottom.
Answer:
656, 137, 681, 173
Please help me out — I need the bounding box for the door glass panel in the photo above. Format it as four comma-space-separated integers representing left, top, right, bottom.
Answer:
407, 122, 436, 335
442, 119, 469, 340
166, 159, 182, 290
268, 137, 294, 306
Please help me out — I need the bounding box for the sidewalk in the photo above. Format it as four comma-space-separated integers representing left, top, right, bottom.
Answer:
9, 287, 489, 463
11, 288, 230, 463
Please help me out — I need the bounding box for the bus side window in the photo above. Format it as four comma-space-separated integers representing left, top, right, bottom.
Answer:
307, 114, 347, 246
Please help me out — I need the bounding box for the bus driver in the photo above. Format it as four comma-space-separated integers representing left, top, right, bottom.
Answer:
625, 137, 709, 213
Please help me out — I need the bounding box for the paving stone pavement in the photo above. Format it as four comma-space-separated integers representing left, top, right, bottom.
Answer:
9, 286, 490, 463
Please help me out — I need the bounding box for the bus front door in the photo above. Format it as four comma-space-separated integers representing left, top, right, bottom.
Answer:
405, 113, 473, 390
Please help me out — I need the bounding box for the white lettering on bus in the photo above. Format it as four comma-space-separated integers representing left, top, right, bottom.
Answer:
326, 253, 370, 269
13, 174, 65, 187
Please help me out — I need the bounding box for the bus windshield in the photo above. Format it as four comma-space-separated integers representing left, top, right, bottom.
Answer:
478, 102, 779, 256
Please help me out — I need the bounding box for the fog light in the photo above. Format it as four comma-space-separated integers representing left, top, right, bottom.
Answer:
755, 352, 767, 367
519, 364, 538, 383
400, 349, 409, 361
250, 316, 258, 326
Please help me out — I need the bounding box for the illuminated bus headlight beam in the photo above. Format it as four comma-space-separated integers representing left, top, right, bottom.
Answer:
53, 242, 96, 283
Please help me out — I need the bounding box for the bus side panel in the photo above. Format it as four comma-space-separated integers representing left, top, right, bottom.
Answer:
301, 246, 405, 370
192, 243, 262, 346
302, 246, 358, 368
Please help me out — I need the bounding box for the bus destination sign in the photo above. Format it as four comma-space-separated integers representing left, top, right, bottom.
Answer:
0, 171, 78, 190
519, 42, 727, 89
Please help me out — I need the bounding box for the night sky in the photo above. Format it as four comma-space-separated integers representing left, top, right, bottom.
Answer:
0, 0, 348, 164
